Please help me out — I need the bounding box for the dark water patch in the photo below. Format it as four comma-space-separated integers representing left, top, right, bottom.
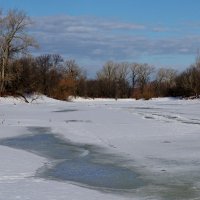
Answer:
0, 127, 144, 191
162, 141, 171, 144
0, 133, 83, 160
152, 113, 178, 120
53, 109, 78, 113
40, 158, 142, 190
65, 120, 92, 123
127, 107, 161, 110
181, 121, 200, 125
144, 116, 155, 119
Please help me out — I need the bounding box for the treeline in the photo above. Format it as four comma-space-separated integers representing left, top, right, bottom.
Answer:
3, 54, 200, 100
5, 55, 86, 100
1, 9, 200, 100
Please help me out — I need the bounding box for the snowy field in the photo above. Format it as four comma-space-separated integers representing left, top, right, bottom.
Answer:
0, 96, 200, 200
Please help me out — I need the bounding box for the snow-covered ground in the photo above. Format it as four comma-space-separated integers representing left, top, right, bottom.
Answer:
0, 96, 200, 199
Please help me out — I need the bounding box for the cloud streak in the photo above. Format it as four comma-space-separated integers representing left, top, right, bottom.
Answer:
29, 15, 200, 71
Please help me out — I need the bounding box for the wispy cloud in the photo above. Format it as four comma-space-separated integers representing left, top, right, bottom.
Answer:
152, 26, 170, 32
29, 15, 200, 71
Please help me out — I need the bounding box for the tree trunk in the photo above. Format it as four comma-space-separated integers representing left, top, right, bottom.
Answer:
0, 58, 6, 95
0, 48, 9, 95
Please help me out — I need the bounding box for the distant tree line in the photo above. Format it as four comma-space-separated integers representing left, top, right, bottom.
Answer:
1, 9, 200, 100
2, 54, 200, 100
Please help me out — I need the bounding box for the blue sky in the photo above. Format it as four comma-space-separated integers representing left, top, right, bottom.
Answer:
1, 0, 200, 75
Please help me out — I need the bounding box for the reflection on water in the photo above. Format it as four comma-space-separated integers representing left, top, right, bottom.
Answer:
0, 127, 143, 190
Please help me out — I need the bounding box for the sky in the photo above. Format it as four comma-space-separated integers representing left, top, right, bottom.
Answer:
1, 0, 200, 76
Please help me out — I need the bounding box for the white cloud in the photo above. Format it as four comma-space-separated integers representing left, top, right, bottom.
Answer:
29, 15, 200, 72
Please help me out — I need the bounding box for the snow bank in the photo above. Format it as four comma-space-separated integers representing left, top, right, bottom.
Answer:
69, 96, 136, 102
0, 95, 61, 105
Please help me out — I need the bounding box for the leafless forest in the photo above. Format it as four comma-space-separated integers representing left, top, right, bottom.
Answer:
1, 9, 200, 100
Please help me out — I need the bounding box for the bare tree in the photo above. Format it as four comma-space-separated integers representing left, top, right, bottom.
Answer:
0, 9, 36, 95
155, 68, 177, 96
116, 62, 129, 82
115, 62, 130, 98
136, 63, 154, 93
130, 63, 140, 93
64, 59, 82, 79
156, 68, 177, 87
36, 54, 53, 94
97, 61, 116, 81
97, 61, 117, 97
62, 59, 85, 97
185, 66, 200, 96
51, 54, 64, 69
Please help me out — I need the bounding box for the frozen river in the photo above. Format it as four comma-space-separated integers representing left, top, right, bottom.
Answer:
0, 96, 200, 199
0, 127, 144, 191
